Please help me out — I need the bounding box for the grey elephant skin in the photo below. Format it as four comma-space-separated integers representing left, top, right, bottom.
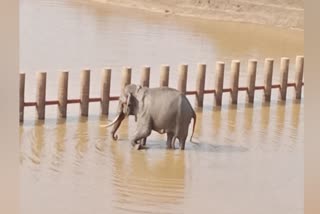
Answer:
105, 84, 196, 150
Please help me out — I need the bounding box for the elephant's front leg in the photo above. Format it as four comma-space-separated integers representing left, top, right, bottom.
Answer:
130, 126, 151, 150
136, 138, 147, 147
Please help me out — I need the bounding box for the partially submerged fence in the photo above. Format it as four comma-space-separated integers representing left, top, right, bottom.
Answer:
19, 56, 304, 122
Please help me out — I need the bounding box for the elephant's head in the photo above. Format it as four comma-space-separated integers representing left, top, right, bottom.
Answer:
104, 84, 143, 140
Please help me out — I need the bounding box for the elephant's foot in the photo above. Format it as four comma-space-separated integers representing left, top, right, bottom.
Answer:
179, 142, 185, 150
171, 142, 175, 150
166, 142, 172, 149
134, 143, 143, 150
166, 133, 174, 149
131, 140, 146, 150
141, 138, 147, 146
131, 140, 137, 147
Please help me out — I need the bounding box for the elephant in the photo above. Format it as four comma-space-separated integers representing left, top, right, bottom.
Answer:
103, 84, 196, 150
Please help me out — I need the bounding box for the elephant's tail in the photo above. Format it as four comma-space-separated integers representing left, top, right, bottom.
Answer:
190, 111, 196, 142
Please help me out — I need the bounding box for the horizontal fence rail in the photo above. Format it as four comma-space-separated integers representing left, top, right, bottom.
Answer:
19, 56, 304, 121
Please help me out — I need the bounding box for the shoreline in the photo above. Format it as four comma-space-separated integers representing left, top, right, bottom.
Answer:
93, 0, 304, 31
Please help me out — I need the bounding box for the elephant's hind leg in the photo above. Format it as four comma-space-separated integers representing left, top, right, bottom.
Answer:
179, 136, 187, 150
137, 138, 147, 149
141, 137, 147, 146
166, 133, 173, 149
171, 136, 177, 149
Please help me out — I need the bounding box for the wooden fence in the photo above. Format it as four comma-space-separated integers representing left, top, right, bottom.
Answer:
19, 56, 304, 122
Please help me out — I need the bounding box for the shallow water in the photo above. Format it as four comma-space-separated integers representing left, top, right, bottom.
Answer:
20, 0, 303, 213
20, 100, 304, 214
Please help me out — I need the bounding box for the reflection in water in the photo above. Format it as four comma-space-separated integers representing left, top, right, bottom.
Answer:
275, 102, 286, 140
112, 147, 186, 213
260, 103, 271, 130
227, 105, 237, 133
193, 108, 203, 138
55, 120, 66, 153
75, 117, 89, 157
243, 104, 254, 131
291, 100, 301, 129
211, 107, 222, 136
51, 119, 67, 171
30, 121, 45, 164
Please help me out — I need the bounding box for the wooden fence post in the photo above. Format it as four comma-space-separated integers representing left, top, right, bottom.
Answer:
58, 71, 68, 118
19, 73, 25, 122
140, 66, 150, 87
160, 65, 169, 87
121, 67, 132, 93
295, 56, 304, 99
264, 58, 274, 102
80, 69, 90, 116
230, 60, 240, 104
247, 59, 257, 103
214, 62, 224, 106
177, 64, 188, 94
101, 68, 111, 115
279, 57, 290, 100
195, 63, 206, 107
36, 72, 47, 120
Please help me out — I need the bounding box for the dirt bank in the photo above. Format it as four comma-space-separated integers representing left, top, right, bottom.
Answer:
94, 0, 304, 30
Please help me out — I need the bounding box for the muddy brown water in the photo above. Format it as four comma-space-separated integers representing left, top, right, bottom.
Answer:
20, 0, 304, 214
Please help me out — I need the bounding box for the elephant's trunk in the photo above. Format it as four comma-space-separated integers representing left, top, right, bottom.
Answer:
110, 112, 125, 140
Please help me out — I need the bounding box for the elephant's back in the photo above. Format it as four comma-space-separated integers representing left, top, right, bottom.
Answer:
148, 88, 182, 103
147, 88, 194, 113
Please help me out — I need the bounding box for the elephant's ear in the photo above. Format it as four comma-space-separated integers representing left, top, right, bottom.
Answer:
123, 92, 134, 116
135, 87, 147, 111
